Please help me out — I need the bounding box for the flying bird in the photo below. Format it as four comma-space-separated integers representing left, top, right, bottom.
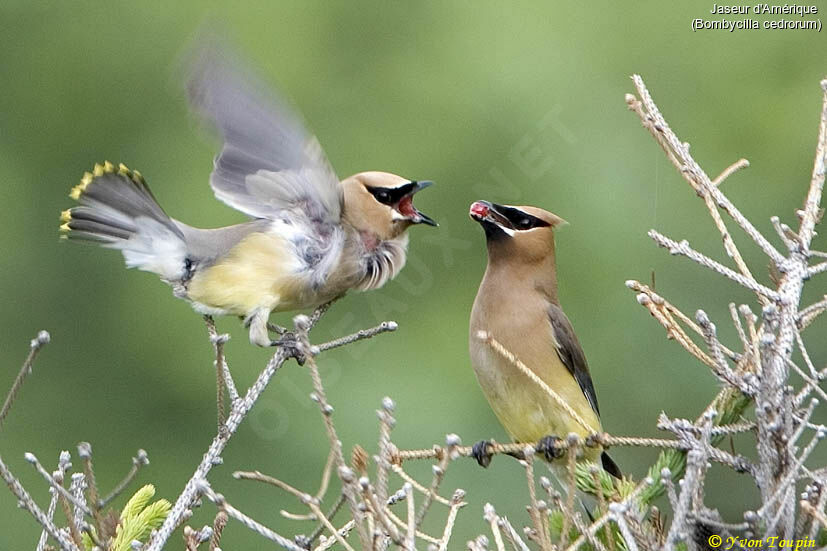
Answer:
468, 200, 619, 478
59, 47, 437, 350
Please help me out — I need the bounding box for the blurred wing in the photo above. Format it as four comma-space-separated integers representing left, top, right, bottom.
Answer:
186, 46, 342, 225
547, 304, 601, 417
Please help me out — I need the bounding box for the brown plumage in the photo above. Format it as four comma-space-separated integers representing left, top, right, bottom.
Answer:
468, 201, 620, 477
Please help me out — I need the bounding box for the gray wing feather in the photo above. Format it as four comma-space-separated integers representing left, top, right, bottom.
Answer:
547, 304, 601, 417
186, 46, 342, 224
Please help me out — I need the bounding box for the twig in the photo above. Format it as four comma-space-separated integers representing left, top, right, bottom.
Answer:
298, 315, 372, 550
145, 346, 290, 550
798, 295, 827, 330
628, 75, 785, 266
499, 515, 531, 551
68, 473, 87, 539
648, 230, 780, 301
712, 158, 750, 186
238, 471, 354, 551
198, 480, 306, 551
24, 453, 91, 516
37, 452, 71, 551
310, 321, 398, 355
521, 446, 550, 551
437, 489, 466, 551
414, 435, 456, 529
204, 316, 239, 403
563, 477, 653, 551
0, 452, 78, 550
483, 504, 507, 551
210, 510, 228, 551
99, 449, 149, 508
315, 447, 336, 501
306, 493, 346, 544
0, 330, 49, 431
404, 483, 415, 551
390, 464, 452, 506
376, 397, 396, 506
76, 442, 104, 531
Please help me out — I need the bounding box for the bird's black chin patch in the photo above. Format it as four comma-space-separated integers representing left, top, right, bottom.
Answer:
480, 219, 510, 241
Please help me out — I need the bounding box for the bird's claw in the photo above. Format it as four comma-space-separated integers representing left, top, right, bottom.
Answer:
537, 435, 565, 461
472, 440, 494, 468
267, 322, 288, 335
271, 332, 307, 365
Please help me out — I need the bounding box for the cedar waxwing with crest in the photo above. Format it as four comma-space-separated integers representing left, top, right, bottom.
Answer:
59, 45, 437, 351
468, 200, 620, 478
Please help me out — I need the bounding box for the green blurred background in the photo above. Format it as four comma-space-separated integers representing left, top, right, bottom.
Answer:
1, 1, 826, 547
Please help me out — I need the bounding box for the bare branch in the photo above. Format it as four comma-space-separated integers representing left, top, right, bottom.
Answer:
0, 330, 49, 432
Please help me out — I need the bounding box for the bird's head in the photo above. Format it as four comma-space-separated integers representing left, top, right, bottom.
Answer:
342, 172, 438, 241
469, 200, 566, 263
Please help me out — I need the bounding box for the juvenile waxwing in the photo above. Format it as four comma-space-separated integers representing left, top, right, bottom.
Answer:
468, 200, 620, 477
59, 46, 437, 350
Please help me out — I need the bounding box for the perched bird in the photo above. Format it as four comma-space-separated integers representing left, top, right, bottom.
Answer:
59, 48, 437, 349
468, 200, 620, 477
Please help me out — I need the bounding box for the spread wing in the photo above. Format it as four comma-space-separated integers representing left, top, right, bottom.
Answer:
547, 304, 601, 417
186, 45, 342, 227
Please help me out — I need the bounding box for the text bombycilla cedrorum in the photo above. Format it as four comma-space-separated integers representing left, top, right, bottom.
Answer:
59, 47, 437, 348
468, 200, 620, 478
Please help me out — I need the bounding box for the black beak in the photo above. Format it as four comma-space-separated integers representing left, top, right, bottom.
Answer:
406, 181, 438, 227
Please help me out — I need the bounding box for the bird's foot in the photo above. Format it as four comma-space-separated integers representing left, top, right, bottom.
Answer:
536, 435, 565, 462
271, 331, 307, 365
472, 440, 495, 468
267, 322, 288, 335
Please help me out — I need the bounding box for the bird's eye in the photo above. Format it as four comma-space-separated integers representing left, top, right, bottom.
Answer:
374, 190, 392, 204
517, 218, 533, 230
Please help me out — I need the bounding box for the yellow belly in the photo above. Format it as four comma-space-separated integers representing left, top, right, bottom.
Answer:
187, 232, 305, 315
470, 344, 602, 459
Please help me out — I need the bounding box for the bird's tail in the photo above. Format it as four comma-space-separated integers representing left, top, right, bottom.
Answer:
601, 451, 622, 480
60, 162, 189, 281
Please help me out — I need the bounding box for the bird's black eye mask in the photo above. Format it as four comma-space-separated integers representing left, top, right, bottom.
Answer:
366, 182, 418, 205
490, 204, 551, 231
366, 181, 438, 226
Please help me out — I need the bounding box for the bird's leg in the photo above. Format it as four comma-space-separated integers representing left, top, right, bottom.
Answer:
242, 314, 286, 335
245, 308, 307, 364
246, 308, 274, 347
536, 435, 566, 462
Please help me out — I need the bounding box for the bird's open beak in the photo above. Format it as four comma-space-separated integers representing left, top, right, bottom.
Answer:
469, 200, 511, 230
398, 180, 438, 227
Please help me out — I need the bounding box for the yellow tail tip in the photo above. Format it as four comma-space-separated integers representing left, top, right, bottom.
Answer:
59, 222, 71, 232
70, 171, 94, 200
59, 209, 72, 223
